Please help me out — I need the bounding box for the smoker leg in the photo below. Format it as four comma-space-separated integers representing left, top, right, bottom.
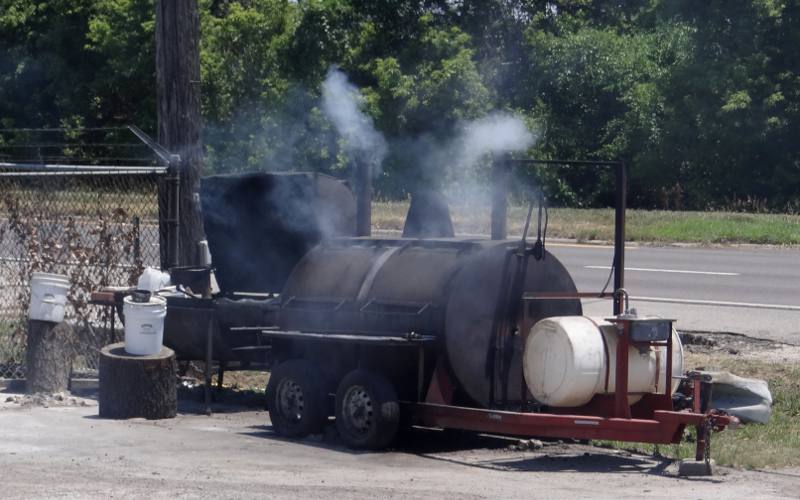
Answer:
217, 361, 226, 391
204, 320, 213, 416
695, 422, 709, 462
680, 425, 714, 477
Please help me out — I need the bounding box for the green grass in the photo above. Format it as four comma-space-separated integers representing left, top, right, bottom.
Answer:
598, 358, 800, 469
374, 201, 800, 245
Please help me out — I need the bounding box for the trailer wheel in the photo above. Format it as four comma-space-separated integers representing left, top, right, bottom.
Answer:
266, 359, 327, 438
335, 370, 400, 450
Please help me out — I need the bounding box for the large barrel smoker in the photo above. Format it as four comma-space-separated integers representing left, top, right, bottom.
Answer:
197, 159, 735, 457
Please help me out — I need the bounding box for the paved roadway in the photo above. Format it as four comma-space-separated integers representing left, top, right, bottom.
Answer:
548, 243, 800, 344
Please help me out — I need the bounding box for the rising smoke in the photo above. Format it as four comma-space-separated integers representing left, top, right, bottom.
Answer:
321, 67, 388, 174
320, 67, 536, 200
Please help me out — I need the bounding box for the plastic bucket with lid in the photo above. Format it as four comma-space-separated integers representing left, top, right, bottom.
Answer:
29, 272, 70, 323
123, 295, 167, 355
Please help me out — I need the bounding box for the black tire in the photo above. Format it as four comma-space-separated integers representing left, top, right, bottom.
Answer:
266, 359, 327, 438
335, 369, 400, 450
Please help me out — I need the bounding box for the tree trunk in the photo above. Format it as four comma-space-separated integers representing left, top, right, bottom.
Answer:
156, 0, 205, 267
26, 320, 73, 394
99, 342, 177, 419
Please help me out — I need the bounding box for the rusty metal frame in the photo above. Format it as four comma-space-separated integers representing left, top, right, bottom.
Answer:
416, 341, 736, 457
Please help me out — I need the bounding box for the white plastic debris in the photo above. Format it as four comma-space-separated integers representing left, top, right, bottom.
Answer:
136, 266, 171, 293
706, 371, 772, 424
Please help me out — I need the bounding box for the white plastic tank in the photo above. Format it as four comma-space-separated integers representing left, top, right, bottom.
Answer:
29, 272, 70, 323
123, 295, 167, 356
523, 316, 683, 407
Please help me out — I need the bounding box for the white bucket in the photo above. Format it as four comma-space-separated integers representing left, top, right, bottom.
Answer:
123, 295, 167, 356
29, 272, 70, 323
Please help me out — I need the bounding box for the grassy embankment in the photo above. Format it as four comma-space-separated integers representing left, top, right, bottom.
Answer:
2, 193, 796, 244
373, 200, 800, 245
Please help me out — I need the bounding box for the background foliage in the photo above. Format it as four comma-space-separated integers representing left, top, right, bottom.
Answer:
1, 0, 799, 209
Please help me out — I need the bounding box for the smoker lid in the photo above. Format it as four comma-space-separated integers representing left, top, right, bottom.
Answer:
200, 172, 356, 294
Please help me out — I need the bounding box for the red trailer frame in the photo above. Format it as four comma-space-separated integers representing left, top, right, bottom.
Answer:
413, 315, 735, 461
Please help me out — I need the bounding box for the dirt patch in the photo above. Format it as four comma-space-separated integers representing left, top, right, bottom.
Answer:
679, 330, 800, 364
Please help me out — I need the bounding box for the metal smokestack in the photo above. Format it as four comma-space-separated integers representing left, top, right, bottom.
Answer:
355, 158, 372, 236
491, 154, 510, 240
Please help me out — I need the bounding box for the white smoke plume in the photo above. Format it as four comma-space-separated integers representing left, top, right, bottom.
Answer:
321, 67, 388, 173
457, 112, 536, 164
320, 66, 536, 209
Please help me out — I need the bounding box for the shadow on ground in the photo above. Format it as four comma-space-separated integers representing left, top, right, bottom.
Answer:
240, 422, 716, 479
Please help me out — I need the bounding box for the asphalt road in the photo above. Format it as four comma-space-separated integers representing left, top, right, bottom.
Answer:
548, 243, 800, 344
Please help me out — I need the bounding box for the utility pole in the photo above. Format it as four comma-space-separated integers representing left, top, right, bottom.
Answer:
155, 0, 205, 267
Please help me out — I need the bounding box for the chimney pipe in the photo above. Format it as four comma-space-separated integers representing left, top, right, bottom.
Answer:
355, 158, 372, 236
491, 154, 509, 240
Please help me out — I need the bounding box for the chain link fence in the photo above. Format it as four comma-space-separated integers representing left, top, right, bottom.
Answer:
0, 128, 169, 380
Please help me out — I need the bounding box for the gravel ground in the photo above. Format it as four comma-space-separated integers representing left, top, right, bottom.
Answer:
1, 396, 798, 500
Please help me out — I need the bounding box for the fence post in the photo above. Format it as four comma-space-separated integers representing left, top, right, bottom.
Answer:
167, 155, 181, 270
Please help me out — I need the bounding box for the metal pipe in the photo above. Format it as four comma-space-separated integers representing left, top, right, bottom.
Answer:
491, 154, 509, 240
127, 125, 172, 165
355, 158, 371, 236
613, 161, 627, 314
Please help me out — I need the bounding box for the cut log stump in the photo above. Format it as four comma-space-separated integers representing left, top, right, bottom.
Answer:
26, 320, 73, 394
99, 342, 177, 419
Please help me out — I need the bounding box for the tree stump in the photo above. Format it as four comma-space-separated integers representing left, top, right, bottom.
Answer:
99, 342, 177, 419
26, 320, 73, 394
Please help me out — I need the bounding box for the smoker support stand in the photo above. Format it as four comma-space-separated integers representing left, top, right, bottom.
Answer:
204, 319, 214, 415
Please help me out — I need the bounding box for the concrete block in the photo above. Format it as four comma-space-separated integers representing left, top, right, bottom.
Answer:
678, 458, 715, 476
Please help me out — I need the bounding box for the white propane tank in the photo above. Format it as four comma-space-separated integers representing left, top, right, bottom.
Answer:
523, 316, 683, 407
123, 295, 167, 356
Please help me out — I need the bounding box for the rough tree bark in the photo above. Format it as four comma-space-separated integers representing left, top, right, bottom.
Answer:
26, 320, 73, 394
156, 0, 205, 266
99, 343, 177, 420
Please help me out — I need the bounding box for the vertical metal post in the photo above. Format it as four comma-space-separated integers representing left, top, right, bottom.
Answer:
132, 216, 141, 266
613, 161, 627, 314
665, 325, 673, 397
695, 423, 709, 462
204, 315, 213, 416
417, 346, 425, 402
491, 154, 509, 240
167, 154, 181, 269
614, 320, 632, 419
355, 158, 372, 236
